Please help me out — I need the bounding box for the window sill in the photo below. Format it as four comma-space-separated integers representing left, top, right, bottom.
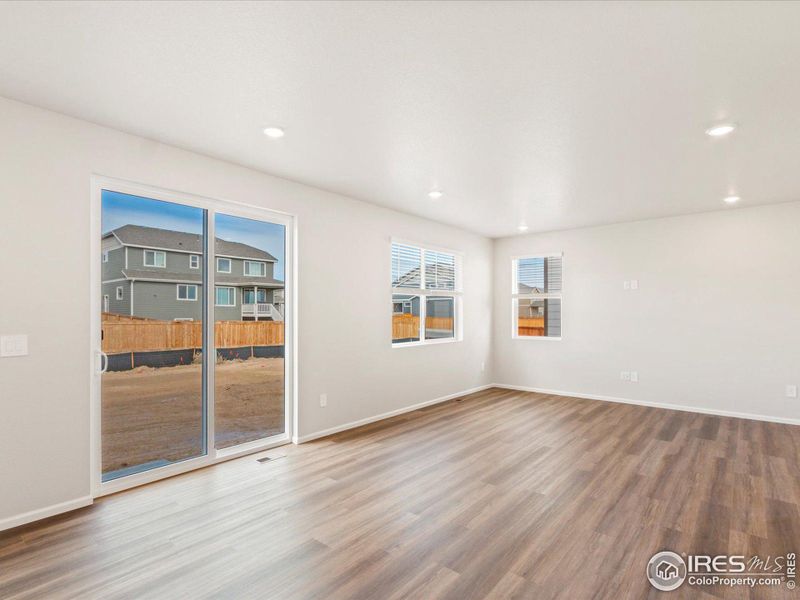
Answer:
392, 337, 462, 348
512, 336, 562, 341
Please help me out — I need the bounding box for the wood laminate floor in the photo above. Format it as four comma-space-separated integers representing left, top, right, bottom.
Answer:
1, 388, 799, 599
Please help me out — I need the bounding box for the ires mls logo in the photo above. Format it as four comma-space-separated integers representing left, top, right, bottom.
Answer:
647, 552, 687, 591
647, 550, 798, 591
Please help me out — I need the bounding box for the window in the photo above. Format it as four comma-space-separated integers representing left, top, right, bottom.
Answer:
391, 241, 460, 345
244, 260, 266, 277
512, 255, 562, 339
217, 257, 232, 273
189, 254, 200, 269
143, 249, 166, 268
102, 251, 109, 263
215, 286, 235, 306
116, 286, 123, 300
177, 284, 198, 301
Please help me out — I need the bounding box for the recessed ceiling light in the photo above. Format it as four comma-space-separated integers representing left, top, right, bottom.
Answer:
428, 190, 444, 200
263, 126, 285, 139
518, 224, 529, 232
705, 123, 736, 137
723, 195, 740, 204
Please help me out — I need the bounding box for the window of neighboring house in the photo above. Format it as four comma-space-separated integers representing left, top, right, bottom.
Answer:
244, 260, 266, 277
391, 241, 461, 346
116, 286, 123, 300
102, 251, 109, 263
177, 284, 198, 301
217, 257, 232, 273
103, 294, 109, 312
512, 254, 563, 339
215, 286, 235, 306
189, 254, 200, 269
144, 249, 166, 268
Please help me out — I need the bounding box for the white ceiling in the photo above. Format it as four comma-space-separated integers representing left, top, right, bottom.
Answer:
1, 1, 799, 237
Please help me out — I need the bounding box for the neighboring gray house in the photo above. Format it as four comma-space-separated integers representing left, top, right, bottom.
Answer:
102, 225, 284, 322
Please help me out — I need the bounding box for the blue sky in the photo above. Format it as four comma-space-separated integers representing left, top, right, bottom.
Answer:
102, 190, 285, 280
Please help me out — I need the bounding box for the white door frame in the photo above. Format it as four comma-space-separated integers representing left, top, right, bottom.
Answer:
89, 175, 297, 497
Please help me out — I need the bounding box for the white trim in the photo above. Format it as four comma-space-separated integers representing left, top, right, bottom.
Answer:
91, 174, 297, 499
101, 278, 127, 284
216, 257, 232, 273
293, 384, 493, 443
96, 434, 290, 497
243, 260, 266, 277
189, 254, 200, 269
176, 283, 198, 301
490, 384, 800, 426
0, 495, 93, 533
115, 286, 123, 300
215, 285, 236, 306
511, 254, 563, 340
143, 249, 166, 268
102, 294, 109, 313
391, 239, 463, 347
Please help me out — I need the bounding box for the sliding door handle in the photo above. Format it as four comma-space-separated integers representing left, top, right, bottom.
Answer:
97, 350, 109, 374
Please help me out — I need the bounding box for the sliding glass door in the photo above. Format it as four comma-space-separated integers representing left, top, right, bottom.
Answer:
96, 180, 291, 490
213, 212, 286, 449
100, 191, 207, 481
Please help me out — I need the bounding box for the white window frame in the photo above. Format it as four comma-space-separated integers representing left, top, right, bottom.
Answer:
215, 286, 236, 306
511, 253, 563, 341
143, 249, 166, 268
102, 251, 109, 263
391, 239, 463, 348
90, 175, 297, 499
189, 254, 200, 269
177, 283, 199, 301
244, 260, 266, 277
115, 286, 123, 300
216, 257, 232, 273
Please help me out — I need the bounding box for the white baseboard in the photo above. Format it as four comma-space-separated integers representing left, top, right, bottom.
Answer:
0, 495, 93, 533
492, 383, 800, 426
294, 384, 494, 444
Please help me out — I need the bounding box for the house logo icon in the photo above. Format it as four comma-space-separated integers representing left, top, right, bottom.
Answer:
647, 551, 687, 591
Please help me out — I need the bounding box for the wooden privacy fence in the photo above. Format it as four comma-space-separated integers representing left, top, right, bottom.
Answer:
392, 314, 454, 339
517, 317, 545, 336
102, 317, 284, 353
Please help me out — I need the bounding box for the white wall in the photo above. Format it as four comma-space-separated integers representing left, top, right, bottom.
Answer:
0, 97, 492, 528
493, 202, 800, 423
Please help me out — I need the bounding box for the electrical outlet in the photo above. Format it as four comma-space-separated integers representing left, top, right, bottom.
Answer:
630, 371, 638, 383
787, 385, 798, 399
319, 393, 328, 407
620, 371, 630, 381
0, 334, 28, 357
623, 280, 630, 290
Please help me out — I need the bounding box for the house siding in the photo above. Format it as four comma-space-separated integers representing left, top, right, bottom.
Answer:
127, 247, 275, 280
131, 281, 244, 321
102, 246, 126, 281
102, 280, 131, 315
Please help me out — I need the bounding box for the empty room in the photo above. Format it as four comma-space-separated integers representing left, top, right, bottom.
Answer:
1, 1, 799, 598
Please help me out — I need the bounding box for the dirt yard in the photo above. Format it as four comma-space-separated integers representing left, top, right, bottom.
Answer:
101, 357, 284, 475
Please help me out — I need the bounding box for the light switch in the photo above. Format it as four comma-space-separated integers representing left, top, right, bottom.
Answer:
630, 279, 639, 290
1, 334, 28, 357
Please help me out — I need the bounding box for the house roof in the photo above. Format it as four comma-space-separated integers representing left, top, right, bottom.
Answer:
106, 224, 277, 261
121, 269, 284, 288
